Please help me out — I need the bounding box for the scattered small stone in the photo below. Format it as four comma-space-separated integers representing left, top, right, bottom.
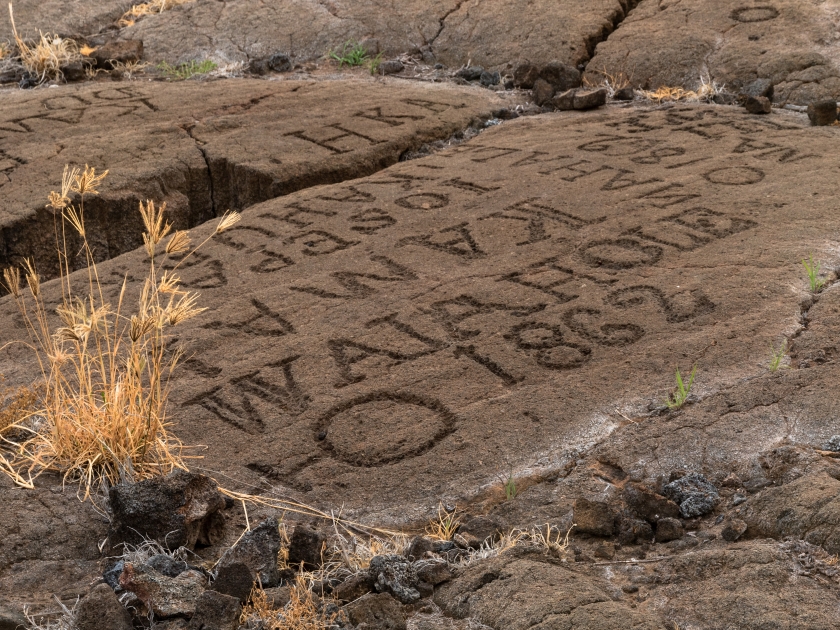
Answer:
480, 70, 500, 87
553, 87, 608, 111
75, 584, 133, 630
458, 515, 502, 545
573, 498, 616, 537
807, 100, 839, 126
0, 69, 20, 84
741, 78, 774, 100
538, 61, 581, 91
434, 63, 444, 70
108, 470, 227, 551
378, 60, 404, 75
513, 61, 540, 88
344, 593, 406, 630
721, 518, 748, 542
18, 72, 38, 89
593, 541, 615, 559
531, 78, 556, 106
186, 591, 241, 630
415, 559, 453, 585
211, 562, 254, 603
617, 513, 652, 545
287, 522, 326, 570
146, 554, 189, 578
90, 40, 144, 70
120, 563, 207, 618
217, 518, 282, 588
369, 555, 420, 604
744, 477, 771, 494
613, 86, 635, 101
622, 584, 639, 594
61, 60, 87, 82
744, 95, 772, 114
712, 92, 738, 105
249, 52, 292, 75
334, 572, 376, 601
825, 436, 840, 452
456, 66, 484, 82
654, 517, 685, 543
663, 473, 720, 517
714, 514, 725, 525
732, 493, 747, 506
623, 482, 681, 523
262, 586, 291, 608
721, 473, 742, 488
103, 560, 125, 591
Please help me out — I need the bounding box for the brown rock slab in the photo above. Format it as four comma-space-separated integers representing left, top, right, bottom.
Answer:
434, 552, 661, 630
120, 0, 639, 70
0, 78, 500, 281
586, 0, 840, 105
0, 0, 131, 41
2, 104, 840, 529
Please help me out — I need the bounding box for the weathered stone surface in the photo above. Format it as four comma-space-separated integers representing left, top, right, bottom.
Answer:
573, 499, 616, 537
186, 591, 241, 630
434, 553, 661, 630
742, 473, 840, 553
654, 517, 684, 543
287, 522, 326, 570
108, 470, 226, 550
808, 100, 839, 125
344, 592, 406, 630
586, 0, 840, 105
663, 474, 719, 518
89, 40, 144, 69
744, 95, 772, 114
0, 0, 131, 42
216, 518, 282, 588
623, 483, 680, 523
0, 79, 500, 282
75, 584, 133, 630
370, 555, 420, 604
120, 0, 639, 70
3, 105, 840, 530
120, 564, 207, 618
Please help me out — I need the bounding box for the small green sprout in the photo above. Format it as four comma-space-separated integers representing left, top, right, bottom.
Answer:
157, 59, 218, 80
802, 254, 827, 293
769, 340, 789, 372
664, 364, 697, 410
328, 41, 370, 67
504, 473, 517, 501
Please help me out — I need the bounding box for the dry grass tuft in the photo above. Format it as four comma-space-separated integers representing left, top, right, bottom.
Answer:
8, 3, 81, 83
639, 75, 726, 103
0, 165, 240, 502
23, 597, 77, 630
0, 377, 39, 435
329, 526, 409, 574
425, 503, 461, 541
119, 0, 195, 28
241, 576, 337, 630
585, 67, 632, 98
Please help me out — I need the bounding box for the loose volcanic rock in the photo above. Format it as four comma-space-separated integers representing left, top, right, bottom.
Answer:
344, 593, 406, 630
89, 40, 144, 69
807, 100, 839, 125
287, 523, 327, 570
744, 95, 772, 114
369, 555, 421, 604
120, 564, 207, 618
211, 562, 254, 603
185, 591, 241, 630
574, 499, 616, 537
121, 0, 639, 70
216, 518, 282, 588
108, 470, 227, 551
721, 518, 747, 542
654, 517, 684, 543
585, 0, 840, 105
663, 474, 719, 518
0, 79, 500, 282
623, 483, 680, 523
74, 584, 134, 630
531, 78, 556, 107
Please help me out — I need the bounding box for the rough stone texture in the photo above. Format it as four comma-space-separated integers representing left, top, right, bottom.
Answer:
573, 499, 615, 537
344, 592, 406, 630
744, 95, 772, 114
654, 517, 684, 543
216, 518, 282, 588
663, 474, 719, 518
552, 88, 608, 111
120, 0, 639, 70
334, 572, 376, 602
287, 523, 326, 569
531, 79, 556, 107
369, 555, 421, 604
721, 518, 747, 542
434, 552, 662, 630
623, 483, 680, 523
75, 584, 133, 630
186, 591, 241, 630
586, 0, 840, 105
0, 0, 132, 42
808, 99, 839, 125
120, 564, 207, 618
211, 562, 254, 602
0, 604, 26, 630
415, 560, 454, 586
108, 470, 227, 550
0, 79, 499, 283
4, 105, 840, 531
742, 473, 840, 554
89, 40, 144, 70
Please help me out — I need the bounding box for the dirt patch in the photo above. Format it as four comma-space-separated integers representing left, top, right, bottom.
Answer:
0, 78, 502, 281
585, 0, 840, 105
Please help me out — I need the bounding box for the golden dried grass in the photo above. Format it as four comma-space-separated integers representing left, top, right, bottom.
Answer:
119, 0, 195, 28
424, 502, 461, 541
0, 377, 38, 435
8, 2, 80, 83
0, 165, 240, 502
241, 576, 337, 630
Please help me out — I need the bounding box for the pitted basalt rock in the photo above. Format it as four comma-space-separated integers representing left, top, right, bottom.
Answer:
119, 563, 207, 618
215, 518, 282, 588
663, 474, 719, 518
369, 555, 420, 604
